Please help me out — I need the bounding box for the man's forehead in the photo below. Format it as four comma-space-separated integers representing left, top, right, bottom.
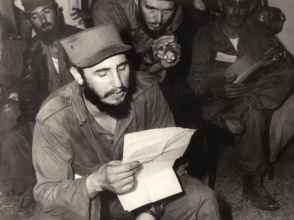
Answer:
142, 0, 175, 8
29, 5, 52, 15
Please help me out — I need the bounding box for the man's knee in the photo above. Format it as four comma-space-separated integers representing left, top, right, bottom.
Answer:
242, 109, 265, 127
184, 176, 218, 208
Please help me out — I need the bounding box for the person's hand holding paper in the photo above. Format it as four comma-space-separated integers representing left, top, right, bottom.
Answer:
118, 127, 196, 211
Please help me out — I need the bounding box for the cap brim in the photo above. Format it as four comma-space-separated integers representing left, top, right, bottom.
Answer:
75, 44, 132, 68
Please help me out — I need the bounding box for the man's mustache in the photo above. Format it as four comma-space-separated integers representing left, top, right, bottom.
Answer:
104, 86, 127, 98
148, 22, 163, 26
42, 22, 53, 29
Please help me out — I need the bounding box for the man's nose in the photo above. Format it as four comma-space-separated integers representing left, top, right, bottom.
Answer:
111, 71, 123, 88
154, 11, 163, 24
233, 4, 240, 15
40, 13, 47, 24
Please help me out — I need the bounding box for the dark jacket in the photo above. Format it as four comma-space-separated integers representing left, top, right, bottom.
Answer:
18, 25, 81, 122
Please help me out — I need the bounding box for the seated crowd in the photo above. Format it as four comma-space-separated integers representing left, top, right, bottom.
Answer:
0, 0, 293, 219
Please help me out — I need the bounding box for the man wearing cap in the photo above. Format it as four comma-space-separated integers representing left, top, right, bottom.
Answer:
32, 23, 220, 220
1, 0, 81, 218
91, 0, 205, 81
188, 0, 294, 211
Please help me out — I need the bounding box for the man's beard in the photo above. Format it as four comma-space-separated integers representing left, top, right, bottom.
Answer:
37, 21, 60, 45
82, 71, 137, 120
138, 1, 177, 39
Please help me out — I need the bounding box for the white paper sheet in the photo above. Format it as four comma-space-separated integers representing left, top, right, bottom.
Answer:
118, 127, 196, 211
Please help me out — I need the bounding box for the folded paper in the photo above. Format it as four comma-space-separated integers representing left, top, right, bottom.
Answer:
118, 127, 196, 211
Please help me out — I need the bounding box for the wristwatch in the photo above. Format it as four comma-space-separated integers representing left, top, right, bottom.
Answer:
144, 204, 165, 219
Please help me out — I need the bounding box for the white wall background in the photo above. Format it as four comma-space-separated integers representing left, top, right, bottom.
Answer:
268, 0, 294, 57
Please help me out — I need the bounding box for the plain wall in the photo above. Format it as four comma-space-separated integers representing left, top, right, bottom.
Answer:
268, 0, 294, 57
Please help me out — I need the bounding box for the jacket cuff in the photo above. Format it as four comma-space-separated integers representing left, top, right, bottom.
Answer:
76, 177, 90, 220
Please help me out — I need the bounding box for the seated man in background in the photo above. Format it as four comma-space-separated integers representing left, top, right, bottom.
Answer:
188, 0, 294, 211
92, 0, 205, 81
32, 23, 220, 220
1, 0, 81, 218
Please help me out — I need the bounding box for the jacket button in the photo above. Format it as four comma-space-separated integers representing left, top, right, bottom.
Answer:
65, 97, 70, 101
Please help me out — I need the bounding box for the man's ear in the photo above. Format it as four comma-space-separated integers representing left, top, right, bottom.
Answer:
134, 0, 139, 6
218, 0, 223, 11
70, 66, 84, 85
27, 20, 32, 27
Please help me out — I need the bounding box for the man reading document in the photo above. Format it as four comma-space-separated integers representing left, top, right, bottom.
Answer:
32, 23, 220, 220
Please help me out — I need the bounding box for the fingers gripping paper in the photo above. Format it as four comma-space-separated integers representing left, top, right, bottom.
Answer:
118, 127, 196, 211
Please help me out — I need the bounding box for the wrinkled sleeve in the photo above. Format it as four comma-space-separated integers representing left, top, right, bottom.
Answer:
245, 22, 294, 110
188, 28, 215, 99
149, 83, 176, 128
33, 121, 90, 220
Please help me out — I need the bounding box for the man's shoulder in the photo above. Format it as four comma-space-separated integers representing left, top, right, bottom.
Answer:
36, 81, 76, 125
195, 19, 218, 39
133, 72, 160, 101
245, 17, 271, 34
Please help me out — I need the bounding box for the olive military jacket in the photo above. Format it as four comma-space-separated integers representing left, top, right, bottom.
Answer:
32, 73, 175, 219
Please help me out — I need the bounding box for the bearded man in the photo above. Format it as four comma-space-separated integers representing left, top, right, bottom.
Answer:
188, 0, 294, 211
32, 23, 220, 220
1, 0, 81, 218
92, 0, 205, 81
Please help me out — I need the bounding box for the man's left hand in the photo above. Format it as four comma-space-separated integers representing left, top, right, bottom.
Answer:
71, 8, 91, 25
263, 46, 285, 67
157, 42, 181, 69
136, 213, 155, 220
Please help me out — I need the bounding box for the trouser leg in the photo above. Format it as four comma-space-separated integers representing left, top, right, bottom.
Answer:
107, 173, 220, 220
4, 121, 36, 194
162, 173, 220, 220
234, 109, 267, 176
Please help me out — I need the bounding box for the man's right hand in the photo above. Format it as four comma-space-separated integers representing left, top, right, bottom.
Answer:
151, 35, 176, 63
86, 160, 141, 198
208, 74, 247, 99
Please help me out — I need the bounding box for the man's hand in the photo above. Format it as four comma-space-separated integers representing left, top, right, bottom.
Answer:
208, 74, 247, 99
86, 160, 141, 198
157, 42, 181, 69
136, 213, 156, 220
263, 47, 284, 67
151, 35, 176, 63
71, 8, 91, 25
193, 0, 206, 11
176, 161, 188, 176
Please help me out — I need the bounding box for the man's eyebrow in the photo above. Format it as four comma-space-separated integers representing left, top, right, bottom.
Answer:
145, 5, 158, 10
117, 61, 129, 68
94, 68, 110, 73
145, 5, 174, 10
